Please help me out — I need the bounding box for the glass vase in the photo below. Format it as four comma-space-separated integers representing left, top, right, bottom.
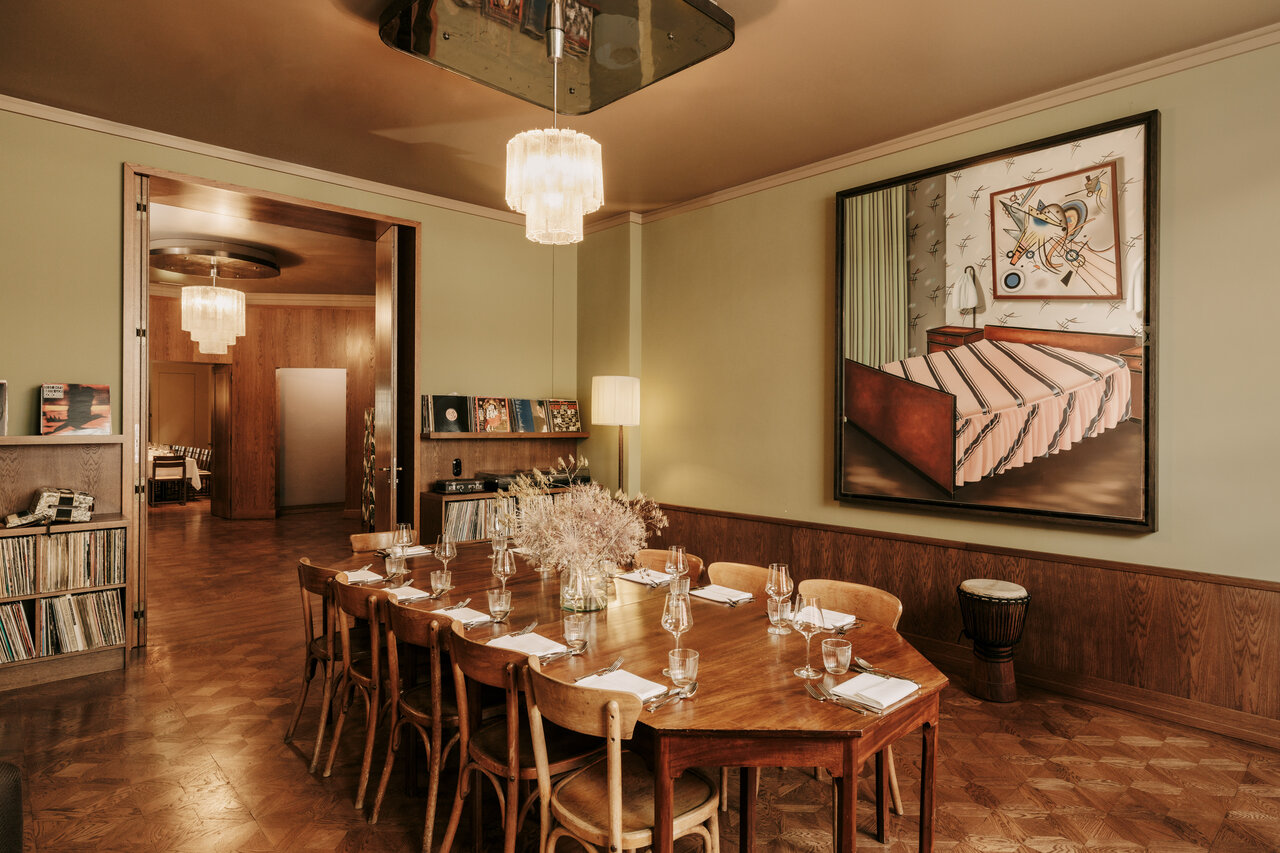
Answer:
560, 557, 609, 612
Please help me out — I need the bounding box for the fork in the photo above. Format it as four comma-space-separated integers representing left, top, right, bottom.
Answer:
442, 597, 471, 611
816, 682, 877, 714
575, 656, 623, 682
513, 621, 538, 636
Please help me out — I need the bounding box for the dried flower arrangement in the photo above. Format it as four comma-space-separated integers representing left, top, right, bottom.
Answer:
499, 456, 667, 570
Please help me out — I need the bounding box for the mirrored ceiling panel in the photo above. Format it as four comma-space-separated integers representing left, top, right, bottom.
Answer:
379, 0, 734, 115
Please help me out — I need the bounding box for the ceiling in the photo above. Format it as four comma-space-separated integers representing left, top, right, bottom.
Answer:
3, 1, 1278, 223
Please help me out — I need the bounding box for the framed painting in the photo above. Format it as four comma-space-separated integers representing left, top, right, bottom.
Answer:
834, 112, 1157, 530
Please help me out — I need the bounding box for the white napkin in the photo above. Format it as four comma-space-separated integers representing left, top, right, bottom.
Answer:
487, 633, 567, 656
832, 672, 917, 710
384, 585, 433, 602
690, 584, 753, 605
342, 568, 383, 583
616, 569, 671, 586
793, 605, 856, 631
576, 669, 667, 701
441, 607, 491, 625
378, 545, 432, 557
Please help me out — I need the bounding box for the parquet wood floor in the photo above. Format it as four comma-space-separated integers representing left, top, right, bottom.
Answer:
2, 504, 1277, 852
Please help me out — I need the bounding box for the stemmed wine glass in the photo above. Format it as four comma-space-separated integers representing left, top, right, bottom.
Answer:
765, 563, 793, 635
664, 545, 688, 578
661, 592, 692, 651
394, 523, 414, 555
492, 546, 516, 593
488, 516, 507, 556
434, 534, 457, 576
792, 592, 825, 679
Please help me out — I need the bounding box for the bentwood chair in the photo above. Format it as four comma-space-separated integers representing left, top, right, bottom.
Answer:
438, 620, 602, 853
705, 561, 770, 600
524, 658, 720, 853
633, 548, 705, 587
351, 529, 417, 553
797, 577, 906, 816
283, 558, 346, 772
369, 600, 461, 852
324, 580, 387, 810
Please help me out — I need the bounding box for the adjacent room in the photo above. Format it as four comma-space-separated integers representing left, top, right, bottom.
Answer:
0, 2, 1276, 852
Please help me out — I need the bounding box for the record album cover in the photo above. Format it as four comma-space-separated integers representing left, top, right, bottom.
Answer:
509, 398, 538, 432
40, 383, 111, 435
474, 397, 511, 432
547, 399, 581, 432
430, 395, 472, 433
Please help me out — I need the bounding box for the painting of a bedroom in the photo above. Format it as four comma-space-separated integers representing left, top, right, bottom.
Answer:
836, 112, 1156, 530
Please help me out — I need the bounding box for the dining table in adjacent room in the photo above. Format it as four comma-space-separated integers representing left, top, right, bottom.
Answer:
328, 543, 948, 852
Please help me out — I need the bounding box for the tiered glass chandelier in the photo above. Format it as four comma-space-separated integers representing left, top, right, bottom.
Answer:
181, 265, 246, 354
505, 0, 603, 245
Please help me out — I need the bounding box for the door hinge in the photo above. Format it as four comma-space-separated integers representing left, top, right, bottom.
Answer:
133, 605, 145, 620
136, 201, 148, 213
135, 484, 145, 496
136, 327, 147, 338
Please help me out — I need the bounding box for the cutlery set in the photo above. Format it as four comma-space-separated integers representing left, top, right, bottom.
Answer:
574, 656, 623, 682
644, 681, 698, 711
804, 681, 874, 714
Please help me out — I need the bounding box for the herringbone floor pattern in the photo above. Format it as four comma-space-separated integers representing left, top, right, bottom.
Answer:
2, 505, 1276, 851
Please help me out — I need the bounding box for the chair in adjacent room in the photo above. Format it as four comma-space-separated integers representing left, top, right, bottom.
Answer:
797, 577, 906, 816
633, 548, 705, 587
524, 659, 720, 853
350, 529, 417, 553
706, 561, 770, 600
369, 599, 461, 852
147, 455, 189, 506
283, 558, 347, 772
438, 620, 602, 853
324, 580, 386, 810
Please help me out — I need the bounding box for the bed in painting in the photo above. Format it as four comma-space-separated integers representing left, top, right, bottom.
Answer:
843, 325, 1137, 496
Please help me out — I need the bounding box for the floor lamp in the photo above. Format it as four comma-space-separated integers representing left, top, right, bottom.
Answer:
590, 375, 640, 493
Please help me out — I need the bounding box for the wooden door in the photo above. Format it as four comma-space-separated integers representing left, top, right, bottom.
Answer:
211, 365, 232, 518
372, 226, 397, 531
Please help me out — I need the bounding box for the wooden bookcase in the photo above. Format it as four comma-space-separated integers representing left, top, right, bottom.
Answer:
0, 435, 136, 690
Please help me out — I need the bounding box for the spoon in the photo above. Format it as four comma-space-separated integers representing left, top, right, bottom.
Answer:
646, 681, 698, 711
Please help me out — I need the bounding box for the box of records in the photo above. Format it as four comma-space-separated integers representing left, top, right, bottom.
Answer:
5, 487, 96, 528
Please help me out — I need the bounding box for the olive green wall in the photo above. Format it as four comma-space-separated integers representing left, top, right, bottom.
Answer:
0, 108, 577, 439
629, 44, 1280, 582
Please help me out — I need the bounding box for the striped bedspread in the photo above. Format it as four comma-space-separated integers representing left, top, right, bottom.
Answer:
881, 339, 1131, 487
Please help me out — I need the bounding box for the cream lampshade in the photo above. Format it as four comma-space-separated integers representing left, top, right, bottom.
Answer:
591, 375, 640, 491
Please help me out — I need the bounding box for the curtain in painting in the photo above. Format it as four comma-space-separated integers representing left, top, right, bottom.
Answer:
845, 185, 908, 366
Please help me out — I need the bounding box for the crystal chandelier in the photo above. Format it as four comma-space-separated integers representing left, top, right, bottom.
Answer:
181, 265, 246, 354
505, 0, 603, 245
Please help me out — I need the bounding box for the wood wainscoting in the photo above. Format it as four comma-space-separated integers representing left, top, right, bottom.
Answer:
661, 504, 1280, 749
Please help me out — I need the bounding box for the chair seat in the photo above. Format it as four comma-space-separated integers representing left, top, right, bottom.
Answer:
471, 716, 601, 779
552, 753, 718, 845
399, 682, 459, 725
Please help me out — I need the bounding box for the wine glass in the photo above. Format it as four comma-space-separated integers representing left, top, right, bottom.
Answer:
488, 516, 507, 556
792, 593, 824, 679
492, 547, 516, 593
394, 522, 414, 553
664, 545, 688, 578
661, 592, 692, 651
765, 563, 793, 635
434, 534, 457, 575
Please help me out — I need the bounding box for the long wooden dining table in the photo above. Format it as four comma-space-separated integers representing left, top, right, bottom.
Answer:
331, 543, 947, 852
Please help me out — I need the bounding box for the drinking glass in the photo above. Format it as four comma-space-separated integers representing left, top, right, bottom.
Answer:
384, 552, 407, 584
664, 545, 688, 578
430, 569, 452, 596
822, 638, 852, 675
793, 593, 824, 679
492, 547, 516, 592
487, 588, 512, 623
660, 592, 692, 651
563, 613, 589, 654
765, 563, 793, 635
766, 595, 792, 634
434, 535, 457, 574
667, 648, 699, 688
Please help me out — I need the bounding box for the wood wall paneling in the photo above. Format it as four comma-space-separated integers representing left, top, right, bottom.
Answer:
660, 504, 1280, 749
418, 436, 586, 487
0, 441, 124, 516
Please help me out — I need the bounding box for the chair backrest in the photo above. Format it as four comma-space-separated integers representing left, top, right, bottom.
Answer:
634, 548, 705, 586
796, 578, 902, 628
384, 599, 448, 708
332, 580, 383, 684
151, 455, 186, 479
298, 557, 341, 598
350, 529, 416, 553
446, 618, 525, 770
296, 558, 342, 659
706, 561, 770, 600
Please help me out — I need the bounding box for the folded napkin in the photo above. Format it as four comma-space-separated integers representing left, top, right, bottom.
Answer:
576, 669, 667, 701
440, 607, 490, 625
384, 585, 433, 602
341, 568, 384, 584
690, 584, 753, 605
793, 605, 856, 631
487, 633, 567, 657
616, 569, 671, 586
378, 545, 432, 557
832, 672, 917, 710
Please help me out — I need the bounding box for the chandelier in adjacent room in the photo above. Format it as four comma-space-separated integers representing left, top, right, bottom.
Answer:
149, 240, 280, 354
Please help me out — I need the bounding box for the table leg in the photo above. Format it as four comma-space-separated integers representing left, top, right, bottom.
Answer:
837, 740, 858, 853
920, 721, 937, 853
740, 766, 759, 853
654, 740, 675, 853
875, 750, 888, 843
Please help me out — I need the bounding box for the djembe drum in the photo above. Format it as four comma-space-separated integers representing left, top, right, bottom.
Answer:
957, 578, 1030, 702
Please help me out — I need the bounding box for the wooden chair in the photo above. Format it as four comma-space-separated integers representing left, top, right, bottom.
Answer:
283, 558, 345, 772
633, 548, 705, 587
369, 600, 461, 852
706, 561, 770, 600
524, 658, 720, 853
147, 455, 188, 506
438, 620, 602, 853
797, 577, 906, 816
324, 579, 386, 810
350, 529, 416, 553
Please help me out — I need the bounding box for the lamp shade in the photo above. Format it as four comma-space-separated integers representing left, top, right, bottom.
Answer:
506, 128, 603, 245
591, 375, 640, 427
949, 265, 980, 313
